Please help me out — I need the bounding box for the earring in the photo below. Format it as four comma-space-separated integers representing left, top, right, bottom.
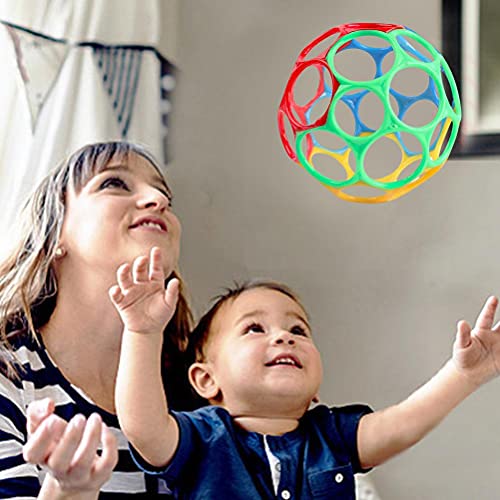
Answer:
54, 247, 66, 258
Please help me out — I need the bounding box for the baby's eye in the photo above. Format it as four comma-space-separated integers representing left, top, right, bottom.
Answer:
244, 322, 265, 334
99, 176, 130, 191
290, 325, 308, 337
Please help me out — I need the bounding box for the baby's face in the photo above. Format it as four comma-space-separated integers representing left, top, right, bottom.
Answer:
204, 288, 323, 417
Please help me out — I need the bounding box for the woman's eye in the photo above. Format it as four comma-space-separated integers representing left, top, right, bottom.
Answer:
100, 177, 130, 190
244, 323, 265, 334
291, 325, 308, 336
163, 192, 173, 207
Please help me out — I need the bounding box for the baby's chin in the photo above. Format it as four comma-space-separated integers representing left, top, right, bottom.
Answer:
227, 396, 313, 419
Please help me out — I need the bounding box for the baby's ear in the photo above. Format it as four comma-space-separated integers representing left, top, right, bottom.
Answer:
188, 363, 220, 400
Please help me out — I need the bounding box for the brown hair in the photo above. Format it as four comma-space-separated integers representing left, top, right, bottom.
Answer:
187, 279, 308, 364
0, 142, 195, 408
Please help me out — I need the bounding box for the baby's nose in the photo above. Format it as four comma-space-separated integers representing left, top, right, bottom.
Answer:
274, 331, 295, 345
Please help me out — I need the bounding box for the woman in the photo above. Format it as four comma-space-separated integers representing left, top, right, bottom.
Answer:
0, 141, 200, 499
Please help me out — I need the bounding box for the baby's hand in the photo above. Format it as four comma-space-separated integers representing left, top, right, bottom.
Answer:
109, 247, 179, 335
453, 296, 500, 387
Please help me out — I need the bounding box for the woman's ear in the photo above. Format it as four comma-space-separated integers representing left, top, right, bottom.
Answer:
188, 362, 220, 400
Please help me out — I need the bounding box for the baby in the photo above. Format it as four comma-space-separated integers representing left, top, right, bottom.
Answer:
111, 247, 500, 499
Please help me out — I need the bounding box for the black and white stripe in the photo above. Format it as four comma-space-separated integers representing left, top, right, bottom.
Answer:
0, 333, 171, 498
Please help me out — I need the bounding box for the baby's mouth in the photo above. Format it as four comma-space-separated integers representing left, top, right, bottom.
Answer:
265, 354, 303, 369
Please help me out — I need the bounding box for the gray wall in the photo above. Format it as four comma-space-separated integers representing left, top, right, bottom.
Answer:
170, 2, 500, 498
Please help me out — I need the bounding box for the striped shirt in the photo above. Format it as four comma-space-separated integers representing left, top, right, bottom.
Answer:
0, 332, 172, 499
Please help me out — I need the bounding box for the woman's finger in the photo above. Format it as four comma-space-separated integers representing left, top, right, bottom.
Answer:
45, 414, 86, 477
69, 413, 103, 477
92, 424, 118, 484
26, 398, 55, 436
23, 415, 67, 464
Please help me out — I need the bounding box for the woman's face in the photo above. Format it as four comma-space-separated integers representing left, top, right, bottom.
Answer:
58, 152, 181, 280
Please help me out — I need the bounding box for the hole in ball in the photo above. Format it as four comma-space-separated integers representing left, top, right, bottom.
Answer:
358, 91, 385, 131
310, 150, 353, 182
391, 67, 431, 96
334, 46, 377, 82
311, 129, 348, 153
364, 135, 404, 180
400, 99, 438, 128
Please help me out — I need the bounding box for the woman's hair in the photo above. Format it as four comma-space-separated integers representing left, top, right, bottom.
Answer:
187, 279, 308, 364
0, 142, 194, 398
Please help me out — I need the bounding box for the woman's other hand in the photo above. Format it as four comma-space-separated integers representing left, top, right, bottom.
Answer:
23, 398, 118, 499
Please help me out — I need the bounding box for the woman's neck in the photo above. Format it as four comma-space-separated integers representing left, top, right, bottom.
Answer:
39, 282, 124, 413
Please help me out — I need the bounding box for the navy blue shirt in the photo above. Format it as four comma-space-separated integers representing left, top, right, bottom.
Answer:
132, 404, 372, 499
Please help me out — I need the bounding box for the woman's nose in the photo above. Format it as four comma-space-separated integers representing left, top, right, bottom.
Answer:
137, 187, 168, 211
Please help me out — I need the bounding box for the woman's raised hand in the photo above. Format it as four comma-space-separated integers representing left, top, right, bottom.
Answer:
109, 246, 179, 335
23, 398, 118, 499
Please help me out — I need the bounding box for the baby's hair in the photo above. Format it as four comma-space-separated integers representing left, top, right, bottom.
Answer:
0, 141, 193, 384
187, 279, 308, 364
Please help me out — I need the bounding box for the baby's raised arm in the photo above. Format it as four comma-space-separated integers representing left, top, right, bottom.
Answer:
110, 247, 180, 468
357, 296, 500, 469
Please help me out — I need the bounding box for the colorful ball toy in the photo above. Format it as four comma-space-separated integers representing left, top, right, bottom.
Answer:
278, 22, 462, 203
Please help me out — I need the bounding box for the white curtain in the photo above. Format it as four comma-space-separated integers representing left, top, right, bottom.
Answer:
0, 0, 178, 240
